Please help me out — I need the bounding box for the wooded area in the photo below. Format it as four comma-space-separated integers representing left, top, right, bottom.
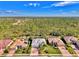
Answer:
0, 17, 79, 39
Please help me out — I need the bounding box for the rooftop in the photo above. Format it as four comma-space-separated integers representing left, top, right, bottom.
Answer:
0, 38, 13, 49
48, 37, 65, 46
32, 38, 46, 48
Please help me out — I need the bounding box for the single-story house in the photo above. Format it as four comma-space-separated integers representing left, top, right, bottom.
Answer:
48, 37, 65, 47
16, 39, 27, 49
32, 38, 46, 48
64, 36, 77, 44
64, 36, 79, 49
64, 36, 73, 43
0, 38, 13, 50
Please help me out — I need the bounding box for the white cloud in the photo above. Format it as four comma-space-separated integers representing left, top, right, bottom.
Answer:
42, 1, 79, 8
51, 1, 79, 7
0, 10, 21, 14
24, 3, 40, 7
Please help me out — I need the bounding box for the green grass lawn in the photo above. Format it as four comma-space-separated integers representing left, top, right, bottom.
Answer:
66, 44, 77, 57
40, 45, 62, 56
15, 45, 31, 54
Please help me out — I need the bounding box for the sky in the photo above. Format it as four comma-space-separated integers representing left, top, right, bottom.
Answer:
0, 1, 79, 17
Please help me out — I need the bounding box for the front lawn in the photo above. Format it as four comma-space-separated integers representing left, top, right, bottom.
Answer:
40, 44, 62, 56
66, 44, 77, 57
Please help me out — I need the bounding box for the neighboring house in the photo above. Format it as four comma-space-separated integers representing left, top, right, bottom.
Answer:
16, 39, 28, 49
7, 39, 28, 56
32, 38, 46, 48
48, 37, 58, 47
64, 36, 77, 44
31, 38, 46, 56
64, 36, 79, 56
64, 36, 72, 43
64, 36, 79, 49
48, 37, 65, 47
48, 36, 72, 56
0, 38, 13, 50
0, 38, 13, 56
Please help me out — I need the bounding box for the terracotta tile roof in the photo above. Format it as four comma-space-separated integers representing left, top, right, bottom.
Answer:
0, 38, 12, 49
48, 37, 72, 56
7, 39, 27, 56
48, 37, 65, 46
64, 36, 77, 43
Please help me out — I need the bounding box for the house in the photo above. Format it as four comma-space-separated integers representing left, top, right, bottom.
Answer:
31, 38, 46, 56
48, 36, 72, 56
7, 38, 28, 56
16, 39, 27, 49
64, 36, 79, 56
64, 36, 77, 44
64, 36, 72, 43
48, 37, 65, 47
48, 37, 58, 47
32, 38, 46, 48
0, 38, 13, 56
0, 38, 13, 50
64, 36, 79, 49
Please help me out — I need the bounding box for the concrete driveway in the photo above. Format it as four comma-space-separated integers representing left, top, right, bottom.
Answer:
30, 48, 39, 56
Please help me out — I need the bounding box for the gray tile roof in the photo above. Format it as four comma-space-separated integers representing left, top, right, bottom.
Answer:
32, 38, 46, 48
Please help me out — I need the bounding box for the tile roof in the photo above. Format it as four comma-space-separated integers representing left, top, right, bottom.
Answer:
32, 38, 46, 48
0, 38, 12, 49
48, 37, 65, 46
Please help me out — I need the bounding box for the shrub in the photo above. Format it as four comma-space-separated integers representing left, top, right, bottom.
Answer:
28, 37, 32, 46
50, 31, 61, 36
4, 49, 8, 53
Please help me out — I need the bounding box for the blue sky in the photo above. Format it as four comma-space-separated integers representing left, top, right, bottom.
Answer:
0, 1, 79, 17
